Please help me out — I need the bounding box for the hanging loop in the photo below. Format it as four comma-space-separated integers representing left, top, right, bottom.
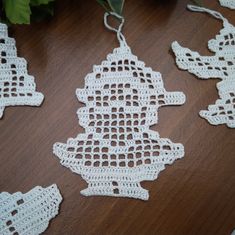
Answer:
104, 12, 127, 47
187, 5, 227, 23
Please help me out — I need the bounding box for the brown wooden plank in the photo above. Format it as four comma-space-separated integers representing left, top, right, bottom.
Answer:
0, 0, 235, 234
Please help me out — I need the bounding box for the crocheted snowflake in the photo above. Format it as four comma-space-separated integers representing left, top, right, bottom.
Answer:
53, 43, 185, 200
0, 184, 62, 235
0, 23, 44, 119
172, 5, 235, 128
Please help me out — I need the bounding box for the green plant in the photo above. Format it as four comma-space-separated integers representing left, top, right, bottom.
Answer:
97, 0, 125, 15
0, 0, 202, 25
96, 0, 203, 16
192, 0, 204, 6
0, 0, 125, 25
0, 0, 55, 24
97, 0, 203, 15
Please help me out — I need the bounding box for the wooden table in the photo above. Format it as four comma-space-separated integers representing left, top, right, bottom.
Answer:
1, 0, 235, 234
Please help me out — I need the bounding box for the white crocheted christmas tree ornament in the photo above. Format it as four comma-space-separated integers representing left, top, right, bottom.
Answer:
0, 184, 62, 235
53, 12, 185, 200
219, 0, 235, 9
172, 5, 235, 128
0, 23, 44, 119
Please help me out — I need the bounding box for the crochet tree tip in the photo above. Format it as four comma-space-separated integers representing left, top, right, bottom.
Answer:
0, 22, 44, 119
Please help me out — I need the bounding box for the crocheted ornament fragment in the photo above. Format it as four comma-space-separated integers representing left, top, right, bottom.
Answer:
219, 0, 235, 9
0, 23, 44, 119
172, 5, 235, 128
0, 184, 62, 235
53, 12, 185, 200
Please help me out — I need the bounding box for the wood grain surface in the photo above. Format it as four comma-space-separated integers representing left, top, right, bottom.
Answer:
1, 0, 235, 234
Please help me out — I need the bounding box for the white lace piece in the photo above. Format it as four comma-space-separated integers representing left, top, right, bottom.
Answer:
172, 5, 235, 128
53, 12, 185, 201
0, 23, 44, 119
219, 0, 235, 9
0, 184, 62, 235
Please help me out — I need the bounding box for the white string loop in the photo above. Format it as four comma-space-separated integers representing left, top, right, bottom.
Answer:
104, 12, 127, 47
187, 4, 227, 23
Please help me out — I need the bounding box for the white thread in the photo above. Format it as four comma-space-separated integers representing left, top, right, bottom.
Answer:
0, 184, 62, 235
104, 12, 127, 47
53, 13, 185, 200
187, 4, 227, 22
172, 6, 235, 128
0, 23, 44, 119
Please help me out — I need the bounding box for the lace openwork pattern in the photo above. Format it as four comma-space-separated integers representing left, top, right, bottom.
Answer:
219, 0, 235, 9
172, 5, 235, 128
0, 23, 44, 119
53, 13, 185, 200
0, 184, 62, 235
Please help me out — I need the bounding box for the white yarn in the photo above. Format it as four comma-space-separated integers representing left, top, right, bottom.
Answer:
219, 0, 235, 9
0, 23, 44, 119
0, 184, 62, 235
172, 5, 235, 128
53, 13, 185, 200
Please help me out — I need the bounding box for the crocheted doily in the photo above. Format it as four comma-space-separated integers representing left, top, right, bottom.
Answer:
172, 5, 235, 128
219, 0, 235, 9
0, 184, 62, 235
0, 23, 44, 119
53, 12, 185, 200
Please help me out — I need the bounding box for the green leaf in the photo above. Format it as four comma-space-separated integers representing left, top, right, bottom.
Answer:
3, 0, 31, 24
30, 2, 54, 22
107, 0, 125, 15
30, 0, 54, 6
191, 0, 204, 6
96, 0, 110, 12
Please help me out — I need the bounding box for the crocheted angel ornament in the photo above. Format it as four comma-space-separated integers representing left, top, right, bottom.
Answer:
219, 0, 235, 9
53, 13, 185, 200
0, 184, 62, 235
172, 5, 235, 128
0, 23, 44, 119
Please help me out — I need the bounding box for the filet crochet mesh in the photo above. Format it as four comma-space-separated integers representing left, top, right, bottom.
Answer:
172, 5, 235, 128
53, 12, 186, 200
0, 23, 44, 119
0, 184, 62, 235
219, 0, 235, 9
